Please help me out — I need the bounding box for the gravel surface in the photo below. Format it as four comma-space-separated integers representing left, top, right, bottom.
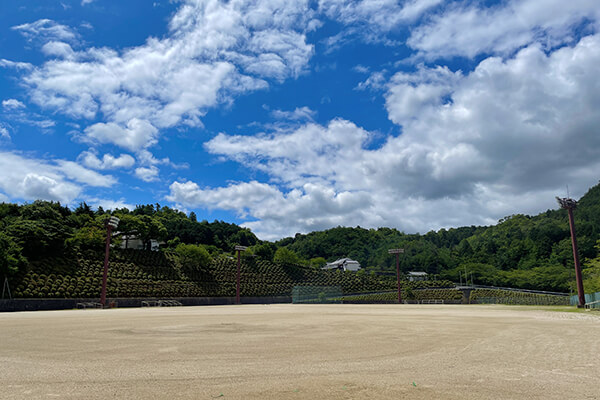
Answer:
1, 304, 599, 399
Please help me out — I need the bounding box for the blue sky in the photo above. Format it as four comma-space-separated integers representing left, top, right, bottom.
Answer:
1, 0, 599, 240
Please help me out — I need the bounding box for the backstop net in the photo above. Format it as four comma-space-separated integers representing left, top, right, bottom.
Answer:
292, 286, 343, 304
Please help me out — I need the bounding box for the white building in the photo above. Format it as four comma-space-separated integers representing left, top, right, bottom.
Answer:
407, 271, 428, 281
322, 258, 361, 272
120, 235, 160, 251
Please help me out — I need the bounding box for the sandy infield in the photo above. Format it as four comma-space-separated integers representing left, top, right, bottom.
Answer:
1, 304, 599, 399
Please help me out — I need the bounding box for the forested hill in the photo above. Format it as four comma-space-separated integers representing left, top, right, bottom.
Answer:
277, 183, 600, 292
0, 202, 258, 277
1, 183, 599, 293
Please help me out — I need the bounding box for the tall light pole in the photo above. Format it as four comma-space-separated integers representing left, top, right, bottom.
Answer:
556, 197, 585, 307
388, 248, 404, 303
100, 216, 119, 308
234, 245, 247, 305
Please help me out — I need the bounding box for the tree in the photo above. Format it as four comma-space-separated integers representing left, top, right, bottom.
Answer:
0, 232, 26, 278
65, 225, 107, 251
252, 243, 276, 261
273, 247, 300, 265
175, 243, 212, 272
309, 257, 327, 269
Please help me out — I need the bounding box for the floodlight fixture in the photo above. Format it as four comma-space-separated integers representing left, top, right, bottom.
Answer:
107, 216, 120, 229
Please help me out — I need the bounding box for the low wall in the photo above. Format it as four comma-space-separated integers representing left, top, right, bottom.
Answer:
0, 296, 292, 312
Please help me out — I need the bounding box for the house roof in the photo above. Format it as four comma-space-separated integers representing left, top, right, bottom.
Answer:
326, 258, 360, 266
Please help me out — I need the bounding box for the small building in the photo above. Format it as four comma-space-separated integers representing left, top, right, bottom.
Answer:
407, 271, 428, 281
120, 234, 160, 251
322, 258, 361, 272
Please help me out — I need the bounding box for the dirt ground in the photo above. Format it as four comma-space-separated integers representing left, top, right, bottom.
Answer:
1, 304, 599, 400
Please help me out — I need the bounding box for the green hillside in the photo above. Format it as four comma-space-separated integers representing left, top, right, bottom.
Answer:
10, 248, 404, 299
278, 183, 600, 292
2, 182, 600, 297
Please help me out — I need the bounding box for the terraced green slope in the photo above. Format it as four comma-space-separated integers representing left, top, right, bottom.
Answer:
12, 249, 404, 299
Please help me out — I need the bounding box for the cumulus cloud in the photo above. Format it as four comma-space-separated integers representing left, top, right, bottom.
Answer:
135, 166, 159, 182
168, 180, 374, 239
319, 0, 442, 30
78, 149, 136, 170
407, 0, 600, 59
16, 1, 317, 152
170, 34, 600, 239
82, 119, 159, 151
0, 152, 116, 204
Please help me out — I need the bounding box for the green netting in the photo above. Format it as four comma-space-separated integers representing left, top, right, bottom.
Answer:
292, 286, 343, 304
570, 292, 600, 308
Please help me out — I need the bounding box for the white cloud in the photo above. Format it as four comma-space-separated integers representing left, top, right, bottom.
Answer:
170, 34, 600, 239
0, 152, 116, 204
12, 19, 78, 43
81, 0, 95, 5
82, 119, 159, 151
0, 125, 10, 139
2, 99, 26, 110
319, 0, 442, 30
78, 149, 136, 170
168, 180, 374, 240
55, 160, 116, 187
19, 173, 80, 203
270, 106, 316, 121
85, 197, 134, 211
319, 0, 443, 47
17, 1, 317, 152
0, 59, 33, 71
407, 0, 600, 59
135, 166, 159, 182
41, 41, 75, 58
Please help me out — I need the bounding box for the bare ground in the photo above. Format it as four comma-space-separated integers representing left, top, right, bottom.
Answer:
1, 304, 599, 399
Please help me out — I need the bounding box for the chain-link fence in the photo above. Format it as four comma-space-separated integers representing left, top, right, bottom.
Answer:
292, 286, 343, 304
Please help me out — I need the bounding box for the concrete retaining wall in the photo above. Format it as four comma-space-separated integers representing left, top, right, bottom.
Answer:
0, 296, 292, 312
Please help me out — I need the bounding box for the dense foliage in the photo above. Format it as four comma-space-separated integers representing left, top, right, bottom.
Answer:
1, 182, 600, 296
10, 249, 397, 299
276, 183, 600, 292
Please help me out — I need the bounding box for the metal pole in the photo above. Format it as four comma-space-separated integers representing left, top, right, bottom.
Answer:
100, 224, 113, 308
566, 207, 585, 308
396, 253, 402, 304
236, 249, 241, 305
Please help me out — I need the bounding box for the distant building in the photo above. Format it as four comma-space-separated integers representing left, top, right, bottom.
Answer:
322, 258, 361, 272
120, 234, 160, 251
407, 271, 428, 281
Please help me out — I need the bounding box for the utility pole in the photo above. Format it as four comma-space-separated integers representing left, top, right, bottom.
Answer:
100, 216, 119, 308
556, 197, 585, 308
234, 245, 247, 305
388, 249, 404, 303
